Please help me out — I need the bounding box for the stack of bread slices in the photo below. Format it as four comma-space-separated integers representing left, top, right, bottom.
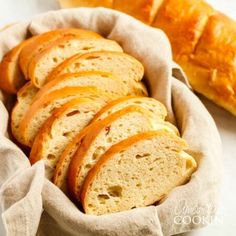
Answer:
0, 28, 197, 215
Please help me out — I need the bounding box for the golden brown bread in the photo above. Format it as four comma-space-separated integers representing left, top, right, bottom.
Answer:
0, 26, 197, 215
19, 87, 113, 146
153, 0, 236, 115
113, 0, 164, 24
153, 0, 214, 57
19, 28, 102, 79
178, 13, 236, 115
58, 0, 236, 115
0, 39, 32, 93
0, 28, 102, 94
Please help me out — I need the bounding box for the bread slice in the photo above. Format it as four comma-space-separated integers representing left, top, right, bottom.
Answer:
46, 51, 146, 95
27, 37, 123, 87
92, 95, 179, 134
11, 71, 126, 141
53, 124, 92, 193
30, 98, 103, 178
92, 96, 168, 122
0, 38, 33, 93
80, 130, 197, 215
19, 87, 114, 147
11, 82, 38, 143
53, 96, 174, 192
54, 105, 154, 193
34, 71, 128, 100
67, 105, 178, 200
19, 28, 102, 78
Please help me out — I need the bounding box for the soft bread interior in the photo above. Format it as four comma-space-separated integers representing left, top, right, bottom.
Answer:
11, 71, 127, 142
19, 28, 102, 78
68, 105, 179, 199
92, 96, 167, 122
30, 98, 103, 179
35, 71, 128, 100
53, 97, 170, 192
29, 38, 123, 87
11, 82, 38, 143
47, 51, 146, 95
19, 87, 114, 146
81, 130, 197, 215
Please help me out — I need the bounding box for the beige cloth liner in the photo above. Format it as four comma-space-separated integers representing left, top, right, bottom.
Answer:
0, 8, 221, 236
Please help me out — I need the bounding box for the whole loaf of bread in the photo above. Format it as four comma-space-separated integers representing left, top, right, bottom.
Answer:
59, 0, 236, 116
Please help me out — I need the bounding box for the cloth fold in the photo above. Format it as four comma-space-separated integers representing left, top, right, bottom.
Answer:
0, 7, 221, 236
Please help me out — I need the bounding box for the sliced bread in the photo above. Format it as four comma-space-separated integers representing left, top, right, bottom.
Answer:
27, 37, 123, 87
53, 124, 92, 193
0, 38, 33, 93
11, 71, 127, 141
92, 95, 179, 135
53, 96, 173, 192
30, 98, 103, 178
34, 71, 128, 100
80, 130, 197, 215
92, 96, 168, 122
19, 28, 102, 78
19, 87, 114, 147
67, 105, 177, 200
11, 82, 38, 143
46, 51, 146, 95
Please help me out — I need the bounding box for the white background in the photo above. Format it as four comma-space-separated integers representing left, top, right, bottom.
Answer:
0, 0, 236, 235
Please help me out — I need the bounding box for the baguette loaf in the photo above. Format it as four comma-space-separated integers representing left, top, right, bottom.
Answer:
174, 13, 236, 115
47, 51, 147, 95
53, 96, 170, 192
19, 87, 114, 146
30, 98, 103, 178
28, 37, 123, 87
81, 130, 197, 215
67, 105, 178, 200
60, 0, 236, 115
19, 28, 102, 79
113, 0, 163, 24
154, 1, 236, 115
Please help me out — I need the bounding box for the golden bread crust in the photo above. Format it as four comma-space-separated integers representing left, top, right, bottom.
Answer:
114, 0, 163, 24
34, 71, 125, 101
46, 51, 143, 83
92, 95, 167, 121
29, 97, 95, 164
19, 28, 102, 78
0, 39, 30, 93
28, 38, 123, 87
153, 0, 214, 57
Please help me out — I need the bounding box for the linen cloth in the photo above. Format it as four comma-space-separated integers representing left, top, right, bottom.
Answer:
0, 8, 222, 236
